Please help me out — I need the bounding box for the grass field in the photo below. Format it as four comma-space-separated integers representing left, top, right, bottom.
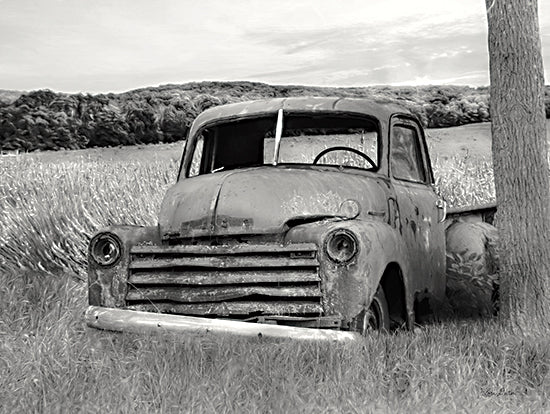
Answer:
0, 126, 548, 413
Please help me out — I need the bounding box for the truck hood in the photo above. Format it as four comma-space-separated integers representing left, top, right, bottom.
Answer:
158, 167, 388, 239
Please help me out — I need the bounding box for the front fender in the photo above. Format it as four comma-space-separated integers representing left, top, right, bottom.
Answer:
285, 219, 409, 323
88, 225, 161, 307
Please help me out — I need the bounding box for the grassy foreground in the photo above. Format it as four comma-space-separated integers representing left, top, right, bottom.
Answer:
0, 142, 548, 413
1, 270, 548, 413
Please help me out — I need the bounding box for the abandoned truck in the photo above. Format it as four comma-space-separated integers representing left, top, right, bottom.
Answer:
85, 97, 497, 341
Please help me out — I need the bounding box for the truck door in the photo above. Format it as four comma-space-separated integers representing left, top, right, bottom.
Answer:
389, 116, 446, 300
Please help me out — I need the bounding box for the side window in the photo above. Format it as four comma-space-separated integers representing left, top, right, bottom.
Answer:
391, 125, 426, 183
188, 135, 204, 177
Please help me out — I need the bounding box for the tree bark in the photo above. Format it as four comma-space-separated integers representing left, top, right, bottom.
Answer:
486, 0, 550, 335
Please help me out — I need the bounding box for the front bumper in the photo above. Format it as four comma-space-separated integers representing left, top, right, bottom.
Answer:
85, 306, 360, 342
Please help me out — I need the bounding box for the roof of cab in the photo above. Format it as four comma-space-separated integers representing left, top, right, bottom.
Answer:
189, 97, 413, 134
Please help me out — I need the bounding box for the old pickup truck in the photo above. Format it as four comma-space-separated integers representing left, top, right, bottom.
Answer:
85, 97, 497, 341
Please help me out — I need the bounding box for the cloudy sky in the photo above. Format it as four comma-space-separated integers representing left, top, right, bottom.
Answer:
1, 0, 549, 93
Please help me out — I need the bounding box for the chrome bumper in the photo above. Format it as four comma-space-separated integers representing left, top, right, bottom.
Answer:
85, 306, 359, 342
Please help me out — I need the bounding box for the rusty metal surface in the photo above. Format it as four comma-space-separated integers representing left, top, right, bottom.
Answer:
284, 219, 408, 322
85, 306, 358, 341
188, 97, 410, 142
159, 167, 390, 239
179, 97, 404, 181
131, 243, 318, 254
128, 270, 320, 285
87, 98, 453, 335
247, 315, 342, 329
447, 202, 497, 225
129, 256, 318, 269
124, 241, 322, 318
88, 225, 160, 308
392, 180, 446, 300
389, 115, 446, 302
126, 285, 321, 302
125, 302, 324, 316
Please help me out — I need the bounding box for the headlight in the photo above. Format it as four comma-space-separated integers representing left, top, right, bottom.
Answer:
325, 229, 358, 263
90, 233, 122, 266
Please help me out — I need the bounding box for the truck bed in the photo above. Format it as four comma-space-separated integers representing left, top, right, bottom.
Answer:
446, 203, 497, 225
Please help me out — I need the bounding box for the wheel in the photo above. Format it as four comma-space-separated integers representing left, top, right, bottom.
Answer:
312, 146, 376, 168
351, 285, 391, 334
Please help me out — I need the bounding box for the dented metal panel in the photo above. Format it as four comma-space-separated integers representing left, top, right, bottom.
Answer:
125, 285, 320, 302
85, 306, 357, 341
447, 202, 497, 225
86, 97, 454, 338
129, 256, 318, 269
125, 302, 323, 316
131, 243, 318, 255
124, 242, 322, 319
159, 167, 390, 239
128, 270, 320, 285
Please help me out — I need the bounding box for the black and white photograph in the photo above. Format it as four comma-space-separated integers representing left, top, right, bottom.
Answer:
1, 1, 549, 412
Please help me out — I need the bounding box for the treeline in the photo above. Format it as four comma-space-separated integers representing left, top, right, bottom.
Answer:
0, 81, 547, 152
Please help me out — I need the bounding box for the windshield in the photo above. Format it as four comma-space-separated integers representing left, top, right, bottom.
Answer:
187, 113, 379, 177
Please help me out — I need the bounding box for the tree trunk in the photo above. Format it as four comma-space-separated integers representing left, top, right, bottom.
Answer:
486, 0, 550, 335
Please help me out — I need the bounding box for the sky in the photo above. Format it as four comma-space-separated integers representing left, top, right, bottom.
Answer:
1, 0, 550, 94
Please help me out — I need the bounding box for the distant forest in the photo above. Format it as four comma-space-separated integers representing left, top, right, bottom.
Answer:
1, 81, 548, 152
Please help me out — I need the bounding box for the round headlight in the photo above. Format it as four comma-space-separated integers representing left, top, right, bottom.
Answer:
90, 233, 122, 266
325, 229, 358, 263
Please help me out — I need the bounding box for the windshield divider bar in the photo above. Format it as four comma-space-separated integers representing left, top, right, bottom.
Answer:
272, 109, 284, 165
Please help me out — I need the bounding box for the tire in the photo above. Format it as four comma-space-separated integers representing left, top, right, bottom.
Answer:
352, 285, 391, 334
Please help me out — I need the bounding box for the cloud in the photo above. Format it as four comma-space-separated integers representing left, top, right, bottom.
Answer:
1, 0, 549, 92
245, 16, 489, 86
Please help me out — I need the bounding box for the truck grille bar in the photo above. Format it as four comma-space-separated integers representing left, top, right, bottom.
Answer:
126, 243, 323, 318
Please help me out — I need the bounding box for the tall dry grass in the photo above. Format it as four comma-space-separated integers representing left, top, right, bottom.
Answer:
0, 154, 177, 279
433, 153, 495, 208
0, 145, 547, 412
0, 148, 493, 280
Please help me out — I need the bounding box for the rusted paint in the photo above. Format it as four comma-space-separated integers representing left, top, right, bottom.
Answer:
159, 168, 390, 239
87, 97, 493, 338
285, 219, 408, 322
88, 225, 161, 308
125, 285, 321, 302
391, 172, 445, 303
247, 315, 342, 329
129, 256, 318, 269
128, 270, 320, 285
126, 301, 323, 316
447, 203, 497, 225
132, 243, 317, 254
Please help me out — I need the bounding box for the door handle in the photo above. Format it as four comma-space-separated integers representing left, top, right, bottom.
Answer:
436, 199, 447, 223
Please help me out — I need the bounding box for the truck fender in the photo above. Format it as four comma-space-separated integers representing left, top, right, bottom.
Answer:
285, 219, 411, 324
88, 225, 160, 307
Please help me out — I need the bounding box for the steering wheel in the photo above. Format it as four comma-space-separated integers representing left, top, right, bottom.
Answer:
312, 146, 376, 168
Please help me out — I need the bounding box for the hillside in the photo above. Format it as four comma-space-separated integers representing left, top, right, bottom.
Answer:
0, 81, 548, 153
0, 89, 24, 105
